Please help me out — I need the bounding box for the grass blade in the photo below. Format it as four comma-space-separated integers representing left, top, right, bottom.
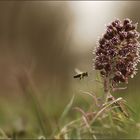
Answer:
59, 95, 75, 124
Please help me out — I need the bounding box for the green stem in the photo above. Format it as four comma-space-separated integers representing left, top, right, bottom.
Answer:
27, 90, 48, 137
104, 76, 111, 103
18, 69, 48, 137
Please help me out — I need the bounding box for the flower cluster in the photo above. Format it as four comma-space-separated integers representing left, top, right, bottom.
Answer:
94, 18, 140, 84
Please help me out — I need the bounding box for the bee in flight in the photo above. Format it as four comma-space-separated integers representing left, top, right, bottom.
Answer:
73, 68, 88, 79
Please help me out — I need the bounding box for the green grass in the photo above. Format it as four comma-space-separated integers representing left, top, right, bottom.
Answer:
0, 73, 140, 139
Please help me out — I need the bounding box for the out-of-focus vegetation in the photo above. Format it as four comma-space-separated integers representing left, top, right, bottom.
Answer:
0, 1, 140, 139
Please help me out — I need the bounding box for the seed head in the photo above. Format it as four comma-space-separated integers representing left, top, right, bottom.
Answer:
94, 18, 140, 84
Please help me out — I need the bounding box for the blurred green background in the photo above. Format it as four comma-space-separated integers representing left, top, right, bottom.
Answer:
0, 1, 140, 138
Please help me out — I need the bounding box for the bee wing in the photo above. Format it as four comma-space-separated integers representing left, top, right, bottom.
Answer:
75, 68, 82, 74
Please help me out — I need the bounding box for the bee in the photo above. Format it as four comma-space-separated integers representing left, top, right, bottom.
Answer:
73, 68, 88, 79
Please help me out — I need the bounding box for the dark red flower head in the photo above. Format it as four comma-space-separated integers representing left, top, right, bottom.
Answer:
94, 18, 140, 84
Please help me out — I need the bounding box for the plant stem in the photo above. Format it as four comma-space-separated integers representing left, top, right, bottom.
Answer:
17, 68, 48, 137
104, 76, 111, 103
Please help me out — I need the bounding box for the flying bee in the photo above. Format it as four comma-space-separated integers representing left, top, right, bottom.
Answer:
73, 68, 88, 79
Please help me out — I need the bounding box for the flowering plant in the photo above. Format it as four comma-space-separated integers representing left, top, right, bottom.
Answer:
94, 18, 140, 99
56, 18, 140, 139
